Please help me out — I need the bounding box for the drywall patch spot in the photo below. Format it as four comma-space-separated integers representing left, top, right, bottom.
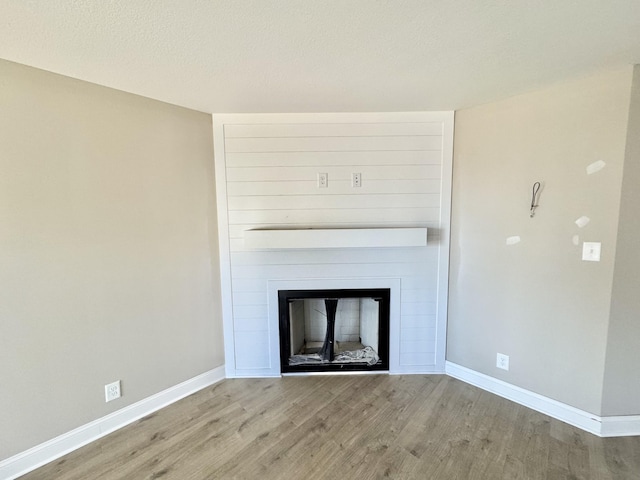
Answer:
506, 236, 521, 246
572, 235, 580, 246
575, 216, 590, 228
586, 160, 607, 175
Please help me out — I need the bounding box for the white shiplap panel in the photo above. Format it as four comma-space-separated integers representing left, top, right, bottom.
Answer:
400, 352, 436, 366
401, 289, 436, 303
232, 291, 267, 306
400, 315, 438, 329
400, 327, 437, 343
230, 262, 429, 280
234, 316, 269, 332
400, 302, 438, 316
225, 150, 443, 167
226, 179, 442, 196
395, 276, 439, 292
225, 165, 443, 182
227, 194, 440, 211
234, 332, 271, 370
224, 122, 443, 138
215, 112, 453, 376
225, 135, 442, 153
228, 208, 439, 225
400, 340, 436, 354
231, 278, 269, 293
230, 248, 436, 266
230, 274, 436, 296
233, 305, 269, 319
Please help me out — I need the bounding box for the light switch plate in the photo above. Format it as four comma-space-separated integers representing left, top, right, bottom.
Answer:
582, 242, 601, 262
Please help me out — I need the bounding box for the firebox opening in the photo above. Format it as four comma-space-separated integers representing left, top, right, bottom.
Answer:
278, 289, 390, 373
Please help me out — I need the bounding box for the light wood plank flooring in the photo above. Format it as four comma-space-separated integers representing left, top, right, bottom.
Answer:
21, 375, 640, 479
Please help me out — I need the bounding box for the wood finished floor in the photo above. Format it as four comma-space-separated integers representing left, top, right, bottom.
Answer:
21, 375, 640, 479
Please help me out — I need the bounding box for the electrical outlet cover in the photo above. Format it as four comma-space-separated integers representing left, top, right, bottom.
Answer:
496, 353, 509, 371
317, 173, 328, 188
352, 172, 362, 187
105, 380, 121, 402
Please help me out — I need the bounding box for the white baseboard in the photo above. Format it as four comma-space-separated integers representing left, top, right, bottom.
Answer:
600, 415, 640, 437
445, 361, 640, 438
0, 365, 226, 480
3, 362, 638, 479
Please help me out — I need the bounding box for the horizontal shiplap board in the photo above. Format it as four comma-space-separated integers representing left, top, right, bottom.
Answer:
225, 135, 442, 153
230, 248, 437, 266
231, 275, 436, 295
230, 278, 268, 293
401, 289, 436, 303
230, 297, 437, 315
400, 302, 438, 316
225, 150, 444, 167
233, 305, 269, 320
234, 332, 271, 370
224, 122, 443, 138
228, 208, 439, 225
400, 352, 436, 366
401, 342, 436, 354
226, 179, 442, 196
400, 314, 438, 329
229, 237, 433, 252
228, 194, 441, 211
226, 165, 442, 182
232, 291, 267, 306
401, 327, 437, 343
231, 263, 431, 280
234, 316, 269, 332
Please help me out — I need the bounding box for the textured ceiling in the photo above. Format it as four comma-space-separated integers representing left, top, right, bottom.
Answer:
1, 1, 640, 113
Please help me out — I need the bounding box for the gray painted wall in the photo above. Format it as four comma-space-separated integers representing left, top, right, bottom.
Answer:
448, 68, 632, 415
0, 60, 224, 459
602, 65, 640, 416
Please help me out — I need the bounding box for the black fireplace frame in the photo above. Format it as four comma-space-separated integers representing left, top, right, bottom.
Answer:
278, 288, 390, 373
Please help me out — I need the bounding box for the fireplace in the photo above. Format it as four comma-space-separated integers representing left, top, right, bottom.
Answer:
278, 288, 390, 373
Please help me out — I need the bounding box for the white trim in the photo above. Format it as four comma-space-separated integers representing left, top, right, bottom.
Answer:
0, 366, 226, 480
212, 118, 237, 378
391, 365, 446, 375
435, 112, 454, 371
600, 415, 640, 437
211, 111, 455, 125
445, 361, 640, 438
243, 228, 428, 250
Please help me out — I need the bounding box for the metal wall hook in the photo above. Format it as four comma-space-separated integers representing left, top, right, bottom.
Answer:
530, 182, 541, 218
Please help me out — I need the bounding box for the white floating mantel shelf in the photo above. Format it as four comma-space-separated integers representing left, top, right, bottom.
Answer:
243, 228, 428, 250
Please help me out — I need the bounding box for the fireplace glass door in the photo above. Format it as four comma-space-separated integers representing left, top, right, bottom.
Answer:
278, 289, 390, 373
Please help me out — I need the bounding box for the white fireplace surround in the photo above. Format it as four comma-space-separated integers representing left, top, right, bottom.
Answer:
214, 112, 454, 378
268, 278, 402, 373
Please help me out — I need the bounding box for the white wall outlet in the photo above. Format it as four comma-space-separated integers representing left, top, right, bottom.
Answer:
105, 380, 121, 402
582, 242, 601, 262
317, 173, 328, 188
352, 172, 362, 187
496, 353, 509, 371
